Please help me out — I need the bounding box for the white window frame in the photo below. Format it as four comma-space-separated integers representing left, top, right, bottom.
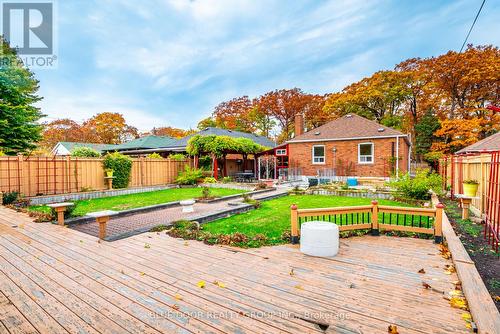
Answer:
312, 145, 325, 164
275, 148, 287, 156
358, 142, 374, 164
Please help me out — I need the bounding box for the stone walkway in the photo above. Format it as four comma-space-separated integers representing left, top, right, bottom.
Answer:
71, 189, 288, 240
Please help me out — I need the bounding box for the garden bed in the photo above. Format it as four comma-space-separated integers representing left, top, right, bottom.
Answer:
442, 198, 500, 311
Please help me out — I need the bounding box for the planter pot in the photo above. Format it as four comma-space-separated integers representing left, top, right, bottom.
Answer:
106, 171, 114, 177
463, 183, 478, 197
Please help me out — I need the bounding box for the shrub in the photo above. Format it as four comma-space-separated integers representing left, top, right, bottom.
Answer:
169, 153, 186, 161
0, 150, 5, 156
71, 147, 101, 158
102, 152, 133, 188
2, 191, 19, 205
202, 177, 217, 183
221, 176, 233, 183
255, 182, 267, 189
201, 186, 212, 199
242, 194, 261, 208
389, 169, 443, 200
175, 166, 204, 185
463, 179, 479, 185
147, 153, 163, 159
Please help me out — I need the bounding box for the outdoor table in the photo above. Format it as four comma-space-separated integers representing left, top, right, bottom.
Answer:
455, 194, 479, 219
235, 172, 254, 182
47, 202, 74, 226
86, 210, 118, 239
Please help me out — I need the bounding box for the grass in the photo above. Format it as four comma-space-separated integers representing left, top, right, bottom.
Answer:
29, 187, 247, 217
199, 195, 418, 245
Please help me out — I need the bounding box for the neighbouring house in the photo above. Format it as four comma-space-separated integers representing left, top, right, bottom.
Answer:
455, 132, 500, 155
51, 142, 119, 156
107, 135, 178, 157
285, 114, 411, 178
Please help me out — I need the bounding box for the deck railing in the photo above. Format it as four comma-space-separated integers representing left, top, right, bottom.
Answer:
290, 200, 444, 244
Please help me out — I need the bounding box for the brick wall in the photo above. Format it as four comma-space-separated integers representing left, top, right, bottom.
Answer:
288, 137, 409, 177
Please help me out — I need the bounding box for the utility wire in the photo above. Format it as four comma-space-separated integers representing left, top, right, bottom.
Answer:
459, 0, 486, 53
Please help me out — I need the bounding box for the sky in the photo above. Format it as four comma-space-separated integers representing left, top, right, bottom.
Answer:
32, 0, 500, 132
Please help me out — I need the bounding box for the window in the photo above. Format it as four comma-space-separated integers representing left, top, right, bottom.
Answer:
276, 148, 287, 156
358, 143, 374, 164
312, 145, 325, 164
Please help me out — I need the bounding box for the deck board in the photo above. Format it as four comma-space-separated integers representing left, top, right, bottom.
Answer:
0, 207, 472, 334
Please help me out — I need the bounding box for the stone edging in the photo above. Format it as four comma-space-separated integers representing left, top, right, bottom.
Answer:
431, 195, 500, 333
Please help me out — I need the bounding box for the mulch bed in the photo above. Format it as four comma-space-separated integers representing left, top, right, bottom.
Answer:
443, 198, 500, 312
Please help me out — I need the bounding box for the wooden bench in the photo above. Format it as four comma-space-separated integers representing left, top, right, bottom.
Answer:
85, 210, 118, 239
47, 202, 74, 226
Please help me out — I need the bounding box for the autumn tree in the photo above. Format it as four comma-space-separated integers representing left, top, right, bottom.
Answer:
41, 119, 85, 148
152, 126, 192, 138
212, 96, 255, 132
431, 118, 482, 154
197, 117, 217, 130
83, 112, 138, 144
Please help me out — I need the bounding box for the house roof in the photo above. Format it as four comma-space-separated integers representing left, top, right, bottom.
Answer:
170, 127, 276, 149
112, 135, 178, 151
455, 132, 500, 154
57, 142, 119, 153
287, 114, 408, 143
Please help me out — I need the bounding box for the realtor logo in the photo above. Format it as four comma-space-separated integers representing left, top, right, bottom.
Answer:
1, 1, 57, 68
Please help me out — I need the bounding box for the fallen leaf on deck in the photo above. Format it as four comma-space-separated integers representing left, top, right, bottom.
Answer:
80, 240, 83, 243
450, 297, 468, 310
444, 264, 456, 274
197, 280, 206, 288
294, 285, 303, 290
139, 272, 145, 276
97, 239, 101, 244
494, 296, 500, 302
422, 282, 432, 289
388, 324, 399, 333
213, 280, 226, 288
289, 268, 295, 276
418, 268, 426, 274
144, 243, 151, 249
120, 269, 125, 274
349, 283, 355, 289
172, 304, 179, 310
184, 241, 189, 246
461, 313, 472, 322
438, 244, 451, 259
175, 294, 183, 300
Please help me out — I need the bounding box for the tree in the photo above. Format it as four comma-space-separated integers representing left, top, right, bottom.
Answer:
152, 126, 193, 138
70, 146, 100, 157
414, 110, 440, 157
0, 36, 44, 154
248, 105, 276, 137
255, 88, 319, 141
41, 119, 85, 148
197, 117, 217, 130
83, 112, 137, 144
212, 96, 255, 132
431, 118, 482, 154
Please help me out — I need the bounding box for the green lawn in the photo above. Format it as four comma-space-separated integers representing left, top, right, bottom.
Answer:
201, 195, 417, 243
30, 187, 247, 217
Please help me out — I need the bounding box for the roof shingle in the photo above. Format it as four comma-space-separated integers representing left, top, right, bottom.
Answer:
287, 114, 406, 142
456, 132, 500, 154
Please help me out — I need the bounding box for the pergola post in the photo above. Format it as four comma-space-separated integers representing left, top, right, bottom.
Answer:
212, 155, 218, 180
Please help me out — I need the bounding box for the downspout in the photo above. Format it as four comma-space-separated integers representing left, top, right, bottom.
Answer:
407, 134, 411, 175
395, 136, 400, 178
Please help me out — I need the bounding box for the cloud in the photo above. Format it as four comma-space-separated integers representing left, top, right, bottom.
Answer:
32, 0, 500, 131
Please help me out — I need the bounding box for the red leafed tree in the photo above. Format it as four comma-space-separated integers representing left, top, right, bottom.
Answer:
212, 96, 255, 132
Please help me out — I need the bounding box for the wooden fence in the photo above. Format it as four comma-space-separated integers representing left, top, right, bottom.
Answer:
439, 153, 495, 214
290, 200, 443, 244
0, 156, 192, 197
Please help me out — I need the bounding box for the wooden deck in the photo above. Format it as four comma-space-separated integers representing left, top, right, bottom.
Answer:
0, 207, 471, 334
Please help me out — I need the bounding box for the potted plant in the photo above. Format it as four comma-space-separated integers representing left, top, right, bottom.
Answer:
462, 179, 479, 197
105, 168, 114, 178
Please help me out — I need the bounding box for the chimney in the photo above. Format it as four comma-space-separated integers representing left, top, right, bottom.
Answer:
294, 114, 304, 137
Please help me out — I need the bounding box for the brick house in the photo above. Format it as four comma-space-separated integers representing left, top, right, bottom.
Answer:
286, 114, 411, 178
